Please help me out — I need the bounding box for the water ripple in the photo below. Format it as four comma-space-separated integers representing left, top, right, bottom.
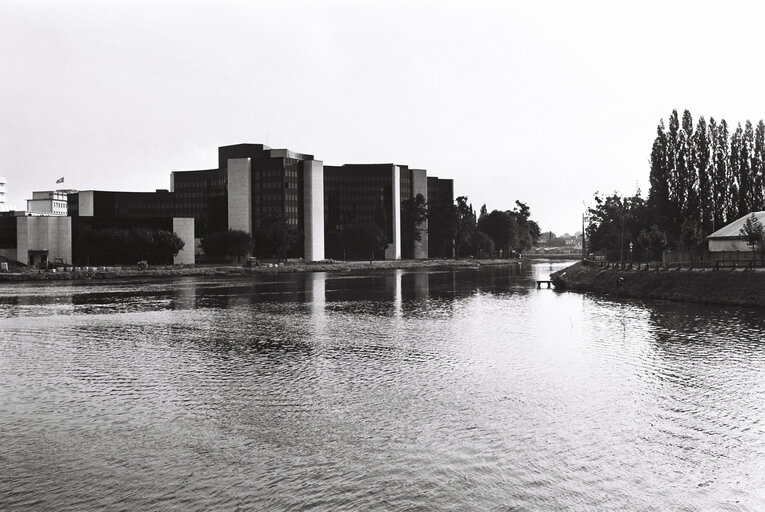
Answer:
1, 264, 764, 511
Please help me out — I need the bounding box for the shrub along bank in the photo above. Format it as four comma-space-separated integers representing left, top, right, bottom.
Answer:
551, 260, 765, 307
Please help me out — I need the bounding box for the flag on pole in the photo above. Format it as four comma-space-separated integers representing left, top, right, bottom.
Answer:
56, 177, 64, 184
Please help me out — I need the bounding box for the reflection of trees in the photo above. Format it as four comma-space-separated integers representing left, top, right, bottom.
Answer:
646, 302, 765, 350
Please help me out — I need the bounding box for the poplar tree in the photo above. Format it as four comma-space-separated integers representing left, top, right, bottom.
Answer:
666, 110, 680, 216
729, 123, 743, 222
739, 120, 755, 214
679, 110, 697, 222
713, 119, 730, 227
754, 120, 765, 212
694, 116, 712, 233
648, 120, 671, 228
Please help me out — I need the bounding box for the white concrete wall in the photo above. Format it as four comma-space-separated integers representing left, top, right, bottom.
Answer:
172, 218, 195, 265
16, 216, 72, 265
385, 165, 402, 260
79, 191, 95, 216
302, 159, 325, 261
708, 239, 751, 252
411, 169, 428, 259
227, 158, 252, 235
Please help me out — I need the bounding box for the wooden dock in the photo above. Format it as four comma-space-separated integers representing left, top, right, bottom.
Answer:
536, 280, 553, 289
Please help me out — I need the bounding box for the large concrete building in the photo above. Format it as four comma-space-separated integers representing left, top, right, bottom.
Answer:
171, 144, 324, 262
0, 142, 453, 266
169, 143, 452, 261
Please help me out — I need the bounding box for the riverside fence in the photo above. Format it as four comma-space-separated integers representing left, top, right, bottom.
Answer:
592, 250, 765, 270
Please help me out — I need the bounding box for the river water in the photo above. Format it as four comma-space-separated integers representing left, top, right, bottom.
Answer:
1, 261, 764, 511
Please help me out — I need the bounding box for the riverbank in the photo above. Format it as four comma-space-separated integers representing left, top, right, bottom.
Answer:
0, 258, 519, 283
551, 260, 765, 307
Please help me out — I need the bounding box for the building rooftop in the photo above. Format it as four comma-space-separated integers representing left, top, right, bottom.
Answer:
707, 211, 765, 239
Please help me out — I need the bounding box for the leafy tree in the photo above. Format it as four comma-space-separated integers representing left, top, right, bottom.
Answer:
342, 223, 387, 260
754, 120, 765, 212
729, 123, 743, 222
453, 196, 476, 258
477, 210, 518, 257
636, 224, 667, 262
648, 120, 671, 229
201, 229, 252, 262
470, 231, 495, 258
427, 195, 457, 258
255, 215, 299, 262
74, 227, 184, 266
586, 191, 650, 262
678, 219, 704, 250
510, 200, 538, 252
694, 116, 712, 233
227, 230, 254, 262
739, 213, 765, 261
200, 231, 228, 259
710, 118, 730, 230
401, 193, 428, 258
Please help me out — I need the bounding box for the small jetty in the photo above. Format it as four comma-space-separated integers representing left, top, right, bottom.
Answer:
536, 280, 554, 289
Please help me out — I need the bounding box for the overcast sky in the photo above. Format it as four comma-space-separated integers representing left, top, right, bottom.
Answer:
2, 0, 765, 234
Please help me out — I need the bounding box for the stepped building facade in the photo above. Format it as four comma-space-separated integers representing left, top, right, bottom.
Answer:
1, 143, 454, 266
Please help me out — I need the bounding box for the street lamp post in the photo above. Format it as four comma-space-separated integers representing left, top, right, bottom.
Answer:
582, 212, 586, 261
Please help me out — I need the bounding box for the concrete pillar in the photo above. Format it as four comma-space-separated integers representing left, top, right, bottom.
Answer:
385, 165, 401, 260
411, 169, 428, 259
16, 217, 28, 265
78, 191, 94, 216
303, 160, 325, 261
227, 158, 252, 234
172, 218, 195, 265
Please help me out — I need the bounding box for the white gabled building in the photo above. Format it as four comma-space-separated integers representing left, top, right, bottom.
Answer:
706, 211, 765, 251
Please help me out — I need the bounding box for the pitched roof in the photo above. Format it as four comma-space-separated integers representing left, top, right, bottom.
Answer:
707, 211, 765, 239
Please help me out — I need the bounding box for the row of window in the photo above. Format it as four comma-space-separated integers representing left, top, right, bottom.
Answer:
325, 186, 388, 193
325, 175, 391, 183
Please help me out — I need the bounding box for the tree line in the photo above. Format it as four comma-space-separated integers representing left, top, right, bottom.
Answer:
429, 197, 541, 259
649, 109, 765, 239
201, 195, 541, 262
73, 226, 185, 266
588, 109, 765, 261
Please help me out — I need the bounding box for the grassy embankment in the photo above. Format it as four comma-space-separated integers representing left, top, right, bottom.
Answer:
0, 258, 518, 283
551, 260, 765, 307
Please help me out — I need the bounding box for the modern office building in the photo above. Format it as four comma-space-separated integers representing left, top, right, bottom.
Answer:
172, 144, 324, 261
169, 143, 452, 261
323, 164, 429, 260
1, 142, 453, 266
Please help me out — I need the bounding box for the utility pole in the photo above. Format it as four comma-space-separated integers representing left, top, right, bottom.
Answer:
619, 199, 626, 269
581, 212, 586, 261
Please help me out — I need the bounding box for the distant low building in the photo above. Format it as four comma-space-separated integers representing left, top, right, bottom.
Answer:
0, 177, 17, 212
27, 189, 77, 216
706, 211, 765, 251
0, 215, 72, 266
